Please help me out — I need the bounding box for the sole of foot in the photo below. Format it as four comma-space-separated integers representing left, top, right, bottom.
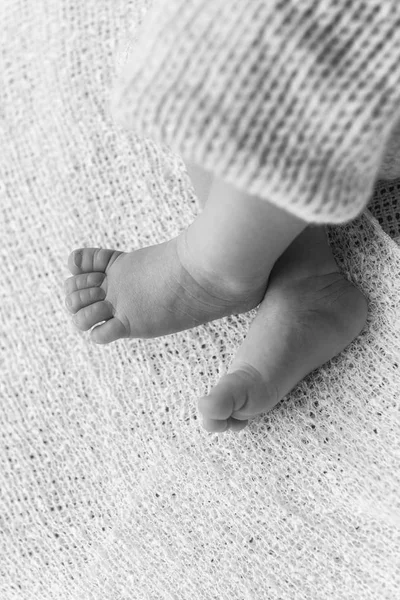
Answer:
64, 234, 270, 344
198, 236, 368, 433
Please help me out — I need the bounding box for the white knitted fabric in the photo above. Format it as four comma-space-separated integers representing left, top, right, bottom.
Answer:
1, 2, 400, 599
112, 0, 400, 224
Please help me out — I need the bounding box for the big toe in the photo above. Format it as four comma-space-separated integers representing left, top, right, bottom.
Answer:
198, 366, 279, 433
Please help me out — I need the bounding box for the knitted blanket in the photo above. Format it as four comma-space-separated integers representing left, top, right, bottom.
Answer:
1, 2, 399, 599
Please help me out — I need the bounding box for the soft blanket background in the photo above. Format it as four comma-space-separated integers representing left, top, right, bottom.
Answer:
1, 2, 399, 599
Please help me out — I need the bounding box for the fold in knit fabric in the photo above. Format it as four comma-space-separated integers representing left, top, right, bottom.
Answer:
111, 0, 400, 224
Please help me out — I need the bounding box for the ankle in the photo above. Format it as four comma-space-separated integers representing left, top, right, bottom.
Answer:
175, 228, 270, 304
271, 226, 340, 283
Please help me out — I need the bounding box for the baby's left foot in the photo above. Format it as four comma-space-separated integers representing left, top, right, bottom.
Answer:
63, 235, 267, 344
198, 226, 368, 433
64, 174, 307, 344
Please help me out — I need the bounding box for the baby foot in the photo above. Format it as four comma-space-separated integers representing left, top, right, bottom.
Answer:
198, 226, 369, 433
64, 233, 268, 344
65, 171, 307, 345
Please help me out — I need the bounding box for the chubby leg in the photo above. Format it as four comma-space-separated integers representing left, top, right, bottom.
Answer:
197, 224, 368, 433
182, 164, 308, 293
184, 162, 368, 434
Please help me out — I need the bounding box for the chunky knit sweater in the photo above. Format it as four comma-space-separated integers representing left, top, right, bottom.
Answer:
112, 0, 400, 224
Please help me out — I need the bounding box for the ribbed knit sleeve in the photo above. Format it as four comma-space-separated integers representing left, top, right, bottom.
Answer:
111, 0, 400, 224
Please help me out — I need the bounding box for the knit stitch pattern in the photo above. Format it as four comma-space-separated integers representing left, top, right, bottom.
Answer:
112, 0, 400, 224
1, 1, 399, 599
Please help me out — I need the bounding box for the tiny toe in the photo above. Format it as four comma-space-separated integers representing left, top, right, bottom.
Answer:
202, 417, 229, 433
201, 416, 248, 434
198, 368, 278, 424
72, 300, 113, 331
67, 248, 120, 275
198, 391, 234, 421
229, 367, 279, 420
64, 272, 105, 295
227, 417, 248, 432
90, 318, 128, 344
65, 286, 106, 314
198, 372, 249, 421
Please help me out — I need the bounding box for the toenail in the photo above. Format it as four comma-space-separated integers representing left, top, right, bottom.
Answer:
74, 251, 82, 267
66, 296, 72, 308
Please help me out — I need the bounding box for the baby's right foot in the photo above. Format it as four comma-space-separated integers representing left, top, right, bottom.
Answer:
64, 232, 268, 344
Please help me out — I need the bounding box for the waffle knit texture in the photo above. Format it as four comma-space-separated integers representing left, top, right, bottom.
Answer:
1, 1, 400, 599
112, 0, 400, 224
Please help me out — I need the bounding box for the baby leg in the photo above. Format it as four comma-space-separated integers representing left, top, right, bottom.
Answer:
182, 161, 368, 434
